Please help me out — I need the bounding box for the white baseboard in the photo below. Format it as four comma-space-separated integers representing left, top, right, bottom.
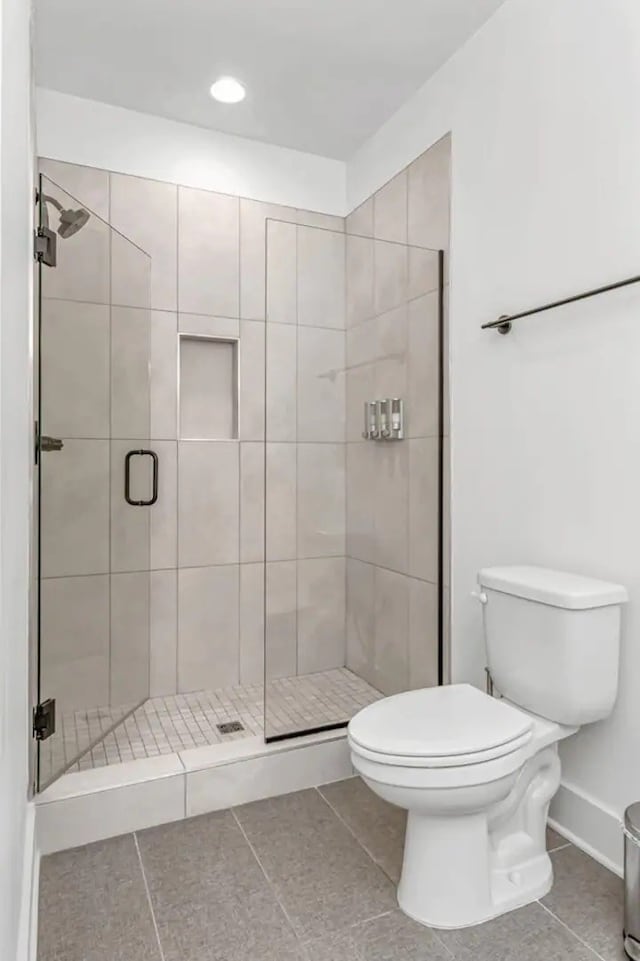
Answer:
16, 802, 39, 961
549, 779, 623, 877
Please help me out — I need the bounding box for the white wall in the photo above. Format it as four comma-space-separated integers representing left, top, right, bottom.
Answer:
348, 0, 640, 870
0, 0, 35, 956
37, 88, 346, 214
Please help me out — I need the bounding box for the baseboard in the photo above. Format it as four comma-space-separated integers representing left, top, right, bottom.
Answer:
16, 802, 39, 961
549, 779, 623, 877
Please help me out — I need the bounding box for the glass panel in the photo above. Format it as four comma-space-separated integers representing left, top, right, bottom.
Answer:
36, 173, 152, 789
263, 220, 444, 741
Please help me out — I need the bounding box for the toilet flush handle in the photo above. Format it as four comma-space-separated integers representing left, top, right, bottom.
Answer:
470, 589, 488, 604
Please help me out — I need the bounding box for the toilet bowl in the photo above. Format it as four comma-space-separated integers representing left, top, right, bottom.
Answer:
349, 683, 576, 929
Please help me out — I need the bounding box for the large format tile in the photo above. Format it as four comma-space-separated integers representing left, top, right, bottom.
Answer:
39, 158, 110, 220
111, 439, 151, 573
346, 558, 375, 683
297, 225, 346, 329
178, 186, 239, 317
266, 443, 297, 561
375, 303, 408, 401
346, 321, 376, 442
110, 572, 150, 708
234, 788, 396, 941
374, 170, 408, 243
297, 209, 345, 231
408, 438, 438, 582
240, 441, 265, 563
542, 845, 625, 961
374, 442, 409, 573
178, 441, 239, 567
374, 566, 409, 695
239, 561, 264, 685
374, 239, 408, 316
408, 577, 439, 690
111, 306, 151, 440
240, 199, 296, 321
320, 777, 405, 883
305, 909, 450, 961
137, 810, 303, 961
437, 901, 600, 961
40, 299, 110, 439
346, 234, 375, 328
408, 290, 439, 439
266, 322, 297, 441
149, 439, 177, 569
149, 310, 177, 439
37, 834, 161, 961
150, 569, 178, 696
407, 135, 451, 251
346, 442, 375, 564
239, 319, 266, 440
266, 218, 297, 325
297, 326, 345, 442
110, 230, 152, 312
297, 557, 346, 673
110, 173, 178, 311
297, 443, 345, 558
177, 565, 240, 691
346, 197, 374, 238
265, 560, 297, 679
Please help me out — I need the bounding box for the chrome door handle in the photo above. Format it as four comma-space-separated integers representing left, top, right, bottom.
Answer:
40, 435, 64, 452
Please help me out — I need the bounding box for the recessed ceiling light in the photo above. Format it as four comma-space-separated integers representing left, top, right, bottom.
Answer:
209, 76, 246, 104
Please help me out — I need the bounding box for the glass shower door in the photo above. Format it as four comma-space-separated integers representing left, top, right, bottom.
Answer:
35, 173, 153, 790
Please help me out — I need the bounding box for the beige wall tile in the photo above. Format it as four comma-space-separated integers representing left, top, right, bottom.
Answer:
111, 439, 151, 573
239, 562, 264, 686
266, 443, 296, 561
408, 437, 438, 582
297, 326, 345, 442
110, 173, 178, 311
407, 291, 439, 439
408, 244, 440, 301
297, 226, 346, 329
296, 209, 345, 231
150, 569, 178, 696
111, 229, 152, 309
150, 311, 177, 440
374, 566, 409, 695
110, 571, 150, 707
346, 322, 376, 443
375, 303, 408, 401
178, 186, 239, 317
178, 565, 239, 691
240, 200, 296, 321
178, 314, 239, 337
178, 441, 239, 567
374, 170, 408, 243
408, 135, 451, 251
39, 158, 110, 221
346, 197, 374, 238
346, 558, 375, 684
266, 322, 296, 441
240, 442, 264, 563
239, 320, 266, 441
111, 306, 151, 440
297, 443, 345, 558
346, 442, 375, 564
408, 577, 439, 690
374, 239, 408, 315
150, 440, 177, 570
374, 442, 409, 573
266, 219, 296, 325
41, 299, 110, 439
265, 560, 297, 680
346, 235, 375, 328
297, 557, 346, 673
40, 575, 109, 711
40, 439, 109, 577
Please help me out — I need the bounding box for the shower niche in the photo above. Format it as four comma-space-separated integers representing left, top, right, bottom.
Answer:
178, 333, 239, 440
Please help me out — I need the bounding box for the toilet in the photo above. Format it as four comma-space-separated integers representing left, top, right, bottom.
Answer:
348, 565, 627, 930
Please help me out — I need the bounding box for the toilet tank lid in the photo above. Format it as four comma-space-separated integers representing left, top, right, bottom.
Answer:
478, 566, 628, 610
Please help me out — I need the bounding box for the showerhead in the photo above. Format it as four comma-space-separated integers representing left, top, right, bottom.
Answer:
57, 206, 90, 239
42, 194, 90, 238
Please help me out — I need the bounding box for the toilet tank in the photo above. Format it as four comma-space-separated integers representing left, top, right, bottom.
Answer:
478, 566, 627, 726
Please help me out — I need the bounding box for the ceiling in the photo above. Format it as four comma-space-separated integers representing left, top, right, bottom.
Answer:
35, 0, 505, 160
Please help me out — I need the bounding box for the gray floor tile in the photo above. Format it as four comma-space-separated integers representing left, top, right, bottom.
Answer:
437, 902, 600, 961
234, 788, 397, 941
137, 810, 303, 961
305, 909, 452, 961
542, 845, 626, 961
546, 826, 570, 852
37, 833, 161, 961
319, 776, 406, 882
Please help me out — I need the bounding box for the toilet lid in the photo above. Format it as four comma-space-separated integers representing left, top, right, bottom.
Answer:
348, 684, 533, 764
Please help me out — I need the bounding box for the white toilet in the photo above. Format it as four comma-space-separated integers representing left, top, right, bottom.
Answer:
348, 565, 627, 930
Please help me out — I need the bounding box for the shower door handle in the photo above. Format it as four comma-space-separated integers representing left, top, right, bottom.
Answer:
124, 449, 158, 506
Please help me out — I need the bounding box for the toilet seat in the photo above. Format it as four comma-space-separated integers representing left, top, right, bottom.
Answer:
348, 684, 533, 769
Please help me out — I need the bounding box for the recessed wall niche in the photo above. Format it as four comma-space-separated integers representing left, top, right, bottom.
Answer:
179, 334, 239, 440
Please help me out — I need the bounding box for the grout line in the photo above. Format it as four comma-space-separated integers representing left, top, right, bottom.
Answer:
547, 840, 572, 854
315, 786, 396, 884
537, 900, 607, 961
133, 832, 167, 961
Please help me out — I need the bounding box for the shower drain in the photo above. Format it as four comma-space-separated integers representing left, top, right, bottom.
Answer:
216, 720, 245, 735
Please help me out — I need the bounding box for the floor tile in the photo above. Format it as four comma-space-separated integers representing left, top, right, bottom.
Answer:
437, 902, 600, 961
37, 833, 161, 961
136, 809, 303, 961
542, 845, 626, 961
234, 788, 397, 941
319, 776, 406, 882
546, 826, 569, 852
305, 908, 452, 961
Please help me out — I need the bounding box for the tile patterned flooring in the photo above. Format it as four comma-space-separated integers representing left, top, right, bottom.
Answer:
39, 669, 382, 782
37, 775, 625, 961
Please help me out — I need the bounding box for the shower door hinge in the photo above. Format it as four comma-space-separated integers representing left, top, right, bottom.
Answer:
33, 698, 56, 741
34, 226, 57, 267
